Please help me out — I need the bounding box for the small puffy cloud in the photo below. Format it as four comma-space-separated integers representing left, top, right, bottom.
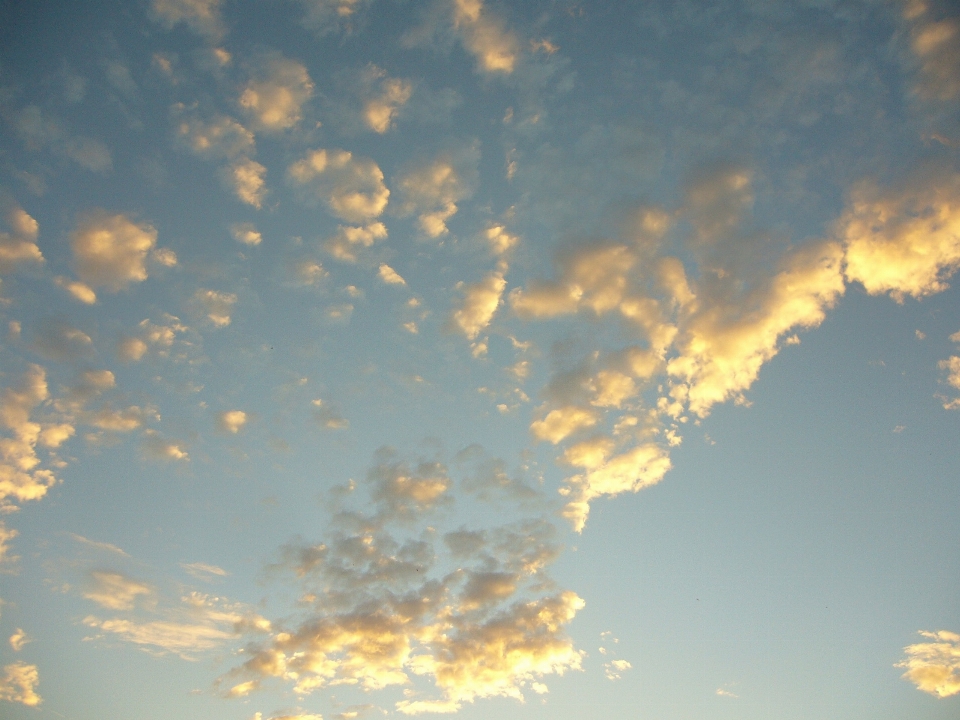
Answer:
54, 276, 97, 304
88, 405, 148, 432
225, 158, 267, 209
0, 662, 41, 706
397, 146, 478, 237
240, 55, 314, 133
9, 629, 30, 652
118, 315, 188, 362
71, 211, 158, 292
450, 0, 520, 74
176, 113, 254, 160
938, 355, 960, 409
151, 247, 178, 267
530, 406, 599, 444
143, 433, 190, 462
219, 410, 247, 433
83, 570, 153, 610
366, 449, 452, 519
448, 268, 506, 340
897, 630, 960, 697
152, 0, 223, 39
359, 65, 413, 133
231, 222, 262, 246
312, 399, 348, 429
194, 289, 237, 327
324, 222, 387, 262
603, 659, 631, 681
0, 205, 44, 274
378, 263, 406, 286
840, 169, 960, 302
289, 149, 389, 223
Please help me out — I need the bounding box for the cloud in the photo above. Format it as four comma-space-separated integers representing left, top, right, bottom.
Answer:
0, 522, 18, 567
11, 105, 111, 172
530, 406, 599, 444
297, 0, 370, 33
88, 405, 150, 432
181, 562, 229, 580
83, 593, 262, 660
118, 315, 189, 361
484, 225, 518, 256
0, 205, 43, 274
9, 628, 30, 652
30, 319, 94, 362
669, 241, 845, 417
219, 410, 247, 433
448, 267, 506, 340
938, 354, 960, 409
0, 662, 41, 706
449, 0, 520, 74
225, 158, 267, 209
840, 168, 960, 302
70, 533, 129, 556
359, 66, 413, 133
324, 222, 387, 262
905, 3, 960, 101
226, 449, 581, 708
83, 570, 154, 610
397, 146, 478, 237
176, 112, 255, 160
194, 289, 238, 327
152, 0, 224, 40
312, 399, 348, 429
603, 659, 631, 681
240, 55, 314, 133
54, 276, 97, 304
142, 433, 190, 462
897, 630, 960, 697
289, 149, 389, 223
71, 211, 158, 292
377, 264, 406, 286
0, 365, 62, 510
231, 222, 262, 246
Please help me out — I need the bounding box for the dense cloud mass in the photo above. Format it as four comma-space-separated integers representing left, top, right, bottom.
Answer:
897, 630, 960, 697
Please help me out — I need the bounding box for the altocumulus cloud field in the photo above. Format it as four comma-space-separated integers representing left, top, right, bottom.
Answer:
0, 1, 959, 718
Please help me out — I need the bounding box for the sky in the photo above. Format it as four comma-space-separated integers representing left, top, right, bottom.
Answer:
0, 0, 959, 718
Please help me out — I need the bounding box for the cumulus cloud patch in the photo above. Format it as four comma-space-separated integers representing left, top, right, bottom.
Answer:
397, 146, 478, 238
240, 55, 314, 133
219, 410, 247, 433
840, 168, 960, 302
0, 661, 41, 706
448, 266, 506, 340
71, 211, 159, 292
897, 630, 960, 697
0, 205, 43, 274
225, 158, 267, 209
450, 0, 520, 74
324, 222, 387, 262
152, 0, 224, 39
194, 289, 238, 327
289, 149, 389, 223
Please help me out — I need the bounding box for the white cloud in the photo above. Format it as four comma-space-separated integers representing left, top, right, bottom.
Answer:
231, 222, 262, 246
118, 315, 188, 362
176, 112, 254, 160
142, 433, 190, 462
938, 355, 960, 409
378, 264, 406, 286
240, 55, 314, 133
841, 168, 960, 302
0, 662, 41, 706
181, 561, 229, 580
0, 205, 43, 274
323, 222, 387, 262
897, 630, 960, 698
225, 158, 267, 209
484, 225, 518, 256
54, 276, 97, 304
0, 522, 18, 567
83, 570, 153, 610
152, 0, 223, 39
9, 628, 30, 652
905, 4, 960, 101
0, 365, 62, 511
530, 406, 599, 444
71, 211, 158, 292
397, 146, 478, 238
219, 410, 247, 433
449, 0, 520, 74
448, 267, 506, 340
289, 149, 389, 223
359, 65, 413, 133
297, 0, 370, 33
194, 289, 238, 327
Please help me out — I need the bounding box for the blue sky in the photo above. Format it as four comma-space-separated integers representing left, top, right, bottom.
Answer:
1, 0, 959, 718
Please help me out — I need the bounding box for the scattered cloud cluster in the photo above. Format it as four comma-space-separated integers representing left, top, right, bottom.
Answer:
240, 55, 315, 133
449, 0, 520, 74
222, 449, 583, 714
897, 630, 960, 697
289, 149, 389, 223
0, 662, 41, 706
397, 146, 478, 238
0, 205, 43, 274
71, 211, 167, 292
